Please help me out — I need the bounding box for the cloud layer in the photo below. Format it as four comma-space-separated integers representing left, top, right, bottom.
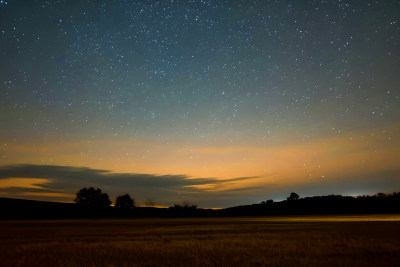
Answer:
0, 164, 258, 206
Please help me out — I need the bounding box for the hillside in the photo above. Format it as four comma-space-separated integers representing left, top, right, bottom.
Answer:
1, 193, 399, 219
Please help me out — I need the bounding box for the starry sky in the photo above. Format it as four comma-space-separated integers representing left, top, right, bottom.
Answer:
0, 0, 399, 208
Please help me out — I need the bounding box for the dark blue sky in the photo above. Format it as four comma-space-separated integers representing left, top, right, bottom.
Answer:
0, 1, 399, 207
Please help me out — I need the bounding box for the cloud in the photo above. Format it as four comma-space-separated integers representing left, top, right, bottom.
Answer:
0, 178, 51, 189
0, 164, 258, 205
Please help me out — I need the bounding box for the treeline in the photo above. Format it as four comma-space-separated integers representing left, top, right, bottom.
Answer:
1, 189, 399, 219
0, 187, 214, 219
73, 187, 214, 218
220, 192, 400, 216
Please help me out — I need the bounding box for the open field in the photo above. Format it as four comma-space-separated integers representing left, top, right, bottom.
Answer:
1, 215, 400, 266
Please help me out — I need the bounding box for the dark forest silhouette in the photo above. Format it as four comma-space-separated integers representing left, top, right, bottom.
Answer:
1, 188, 399, 219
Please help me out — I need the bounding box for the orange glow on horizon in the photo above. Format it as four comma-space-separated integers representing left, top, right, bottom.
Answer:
0, 123, 399, 195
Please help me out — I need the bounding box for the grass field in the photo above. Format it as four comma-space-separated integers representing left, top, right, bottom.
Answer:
1, 215, 400, 266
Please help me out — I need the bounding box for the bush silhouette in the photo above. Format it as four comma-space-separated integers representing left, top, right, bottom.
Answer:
261, 199, 274, 205
287, 192, 300, 201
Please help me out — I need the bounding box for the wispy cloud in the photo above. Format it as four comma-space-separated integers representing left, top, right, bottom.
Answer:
0, 164, 258, 205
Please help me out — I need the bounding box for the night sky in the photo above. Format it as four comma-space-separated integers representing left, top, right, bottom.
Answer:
0, 1, 399, 208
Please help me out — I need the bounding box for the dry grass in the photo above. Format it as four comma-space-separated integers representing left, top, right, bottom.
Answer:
1, 215, 400, 266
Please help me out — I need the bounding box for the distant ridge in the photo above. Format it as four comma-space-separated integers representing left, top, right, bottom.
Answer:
0, 197, 77, 219
220, 194, 400, 216
1, 192, 399, 219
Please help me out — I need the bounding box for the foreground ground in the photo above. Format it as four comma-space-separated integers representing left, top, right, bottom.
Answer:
1, 215, 400, 266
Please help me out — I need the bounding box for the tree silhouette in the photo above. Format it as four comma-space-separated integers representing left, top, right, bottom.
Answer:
75, 187, 111, 212
260, 199, 274, 206
115, 194, 135, 211
287, 192, 300, 201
